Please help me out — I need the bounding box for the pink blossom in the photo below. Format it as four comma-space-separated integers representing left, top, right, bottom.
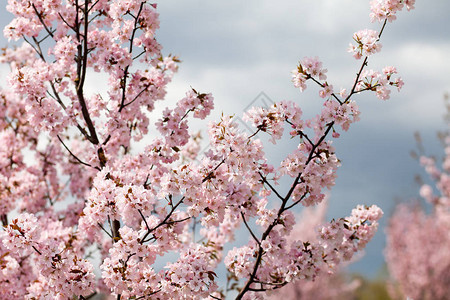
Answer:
292, 56, 328, 91
0, 0, 414, 298
386, 102, 450, 300
319, 83, 334, 99
348, 29, 382, 59
370, 0, 416, 23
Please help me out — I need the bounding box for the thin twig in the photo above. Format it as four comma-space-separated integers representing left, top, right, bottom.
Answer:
140, 196, 186, 244
241, 211, 261, 246
236, 19, 391, 300
121, 83, 153, 108
87, 0, 100, 13
57, 135, 100, 170
118, 2, 145, 112
58, 12, 76, 31
258, 172, 284, 201
98, 222, 113, 238
284, 191, 308, 211
138, 209, 150, 231
32, 3, 54, 38
309, 76, 343, 104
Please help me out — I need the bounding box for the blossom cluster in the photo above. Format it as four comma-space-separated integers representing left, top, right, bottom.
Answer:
0, 0, 415, 299
386, 120, 450, 300
386, 204, 450, 300
243, 101, 304, 143
291, 56, 328, 92
156, 89, 214, 147
370, 0, 416, 23
100, 226, 161, 298
348, 29, 382, 59
225, 205, 382, 299
268, 202, 362, 299
355, 67, 404, 100
2, 214, 96, 298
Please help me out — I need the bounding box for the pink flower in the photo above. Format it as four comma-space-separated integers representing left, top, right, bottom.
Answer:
319, 83, 334, 99
348, 29, 382, 59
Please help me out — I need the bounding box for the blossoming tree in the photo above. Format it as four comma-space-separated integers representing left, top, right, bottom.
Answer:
267, 200, 361, 300
385, 96, 450, 300
0, 0, 414, 299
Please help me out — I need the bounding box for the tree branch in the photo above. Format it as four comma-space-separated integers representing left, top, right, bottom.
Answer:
57, 135, 100, 170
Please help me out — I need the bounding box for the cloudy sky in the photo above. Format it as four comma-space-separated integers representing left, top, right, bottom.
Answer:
1, 0, 450, 279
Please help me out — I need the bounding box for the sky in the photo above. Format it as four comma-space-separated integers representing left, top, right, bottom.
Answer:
1, 0, 450, 280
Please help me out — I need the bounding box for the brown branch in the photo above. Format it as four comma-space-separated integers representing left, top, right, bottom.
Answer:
98, 222, 113, 238
309, 76, 343, 104
57, 135, 100, 170
1, 214, 8, 227
258, 172, 284, 202
118, 2, 145, 112
284, 191, 308, 211
58, 12, 76, 31
345, 19, 388, 104
241, 211, 260, 246
121, 83, 153, 108
138, 209, 151, 232
32, 245, 42, 255
32, 4, 55, 38
202, 159, 226, 183
237, 121, 335, 299
285, 119, 314, 145
87, 0, 100, 13
140, 196, 185, 244
237, 19, 392, 300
